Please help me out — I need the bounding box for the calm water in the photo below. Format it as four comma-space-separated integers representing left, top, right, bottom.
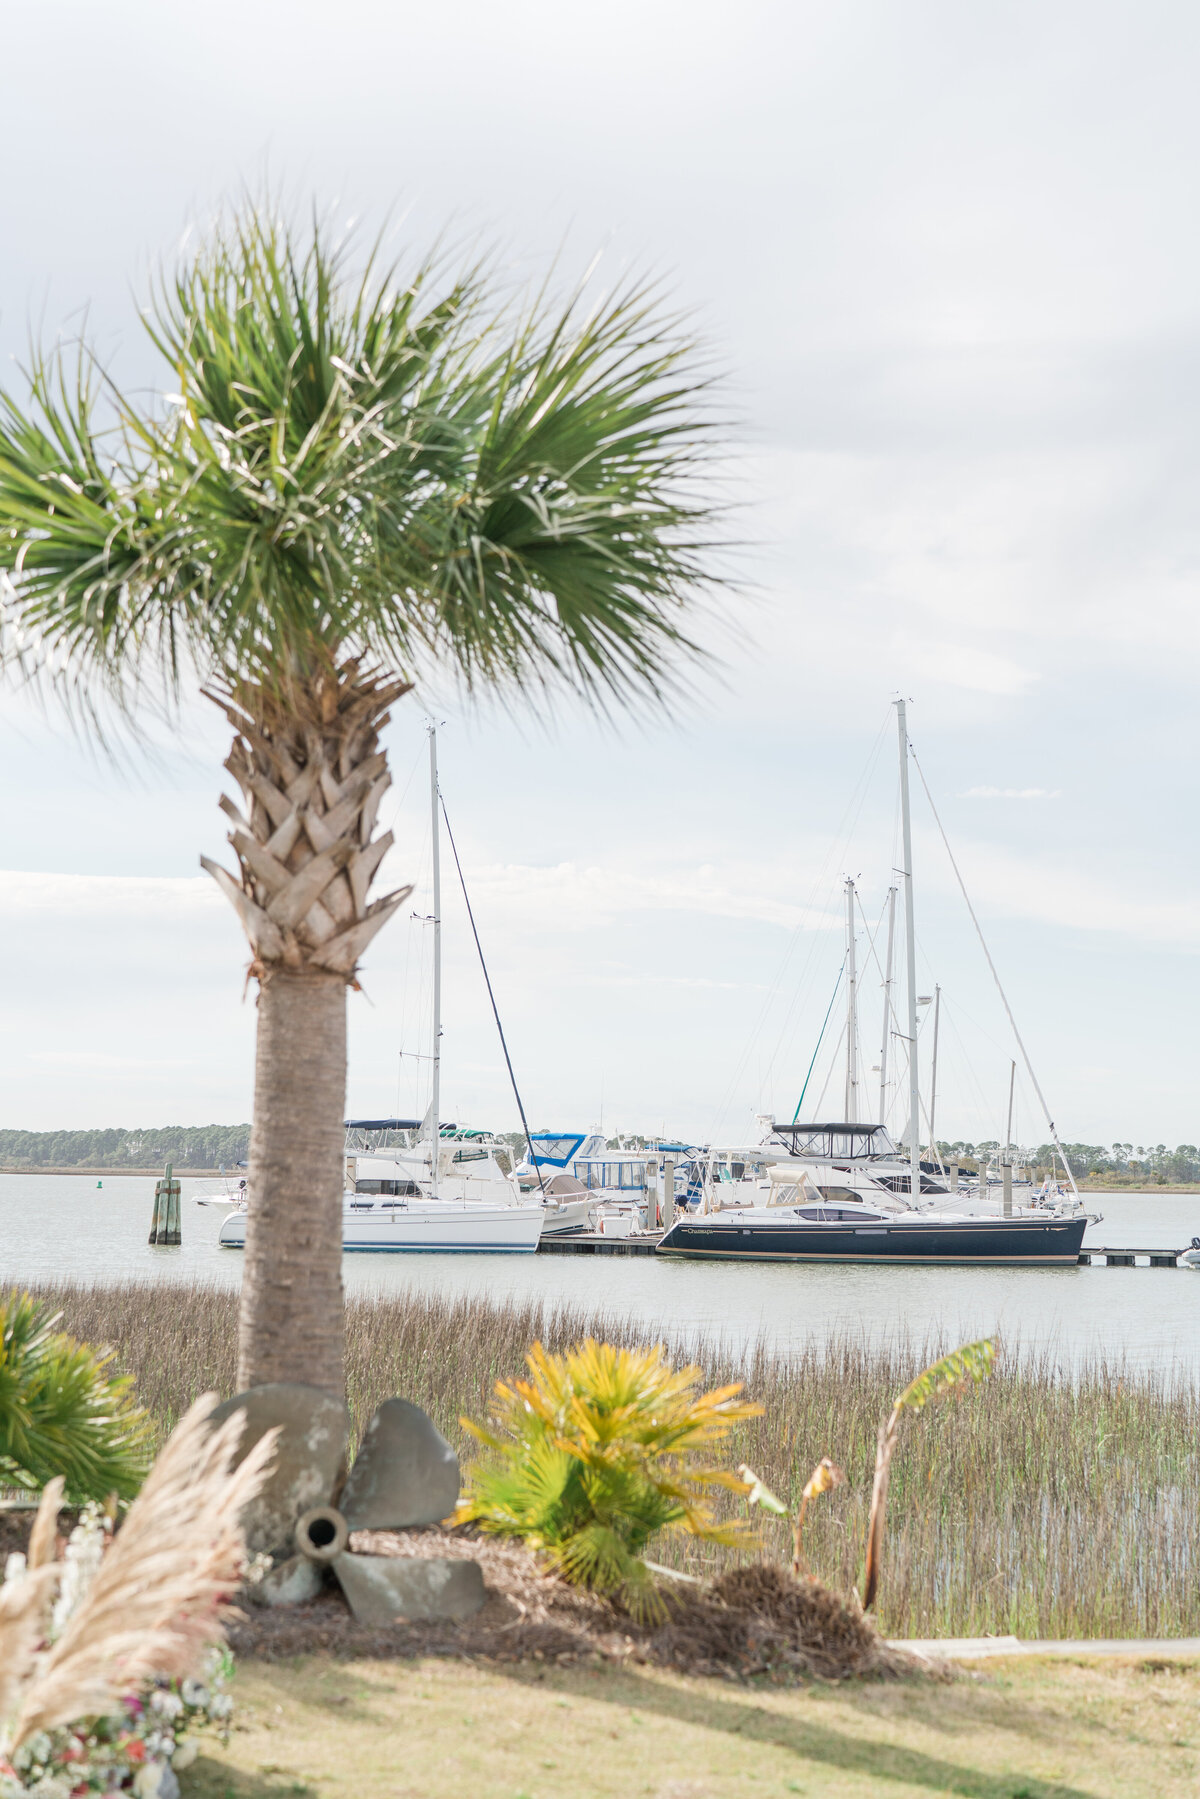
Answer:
1, 1175, 1198, 1372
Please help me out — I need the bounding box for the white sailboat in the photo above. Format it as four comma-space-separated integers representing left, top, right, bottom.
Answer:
697, 701, 1088, 1230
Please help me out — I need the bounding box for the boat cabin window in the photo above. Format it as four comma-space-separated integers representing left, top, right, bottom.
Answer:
451, 1148, 488, 1164
355, 1179, 422, 1197
793, 1205, 886, 1222
580, 1161, 644, 1190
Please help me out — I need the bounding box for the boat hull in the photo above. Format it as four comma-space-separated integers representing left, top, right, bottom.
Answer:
656, 1212, 1089, 1265
219, 1200, 544, 1254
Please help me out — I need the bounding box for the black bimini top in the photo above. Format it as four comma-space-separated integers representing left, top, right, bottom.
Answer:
771, 1122, 884, 1137
344, 1118, 425, 1131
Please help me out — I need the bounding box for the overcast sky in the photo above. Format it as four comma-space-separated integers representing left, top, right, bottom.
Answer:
1, 0, 1197, 1149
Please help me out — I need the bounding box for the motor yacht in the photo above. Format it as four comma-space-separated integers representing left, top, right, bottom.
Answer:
217, 1118, 544, 1253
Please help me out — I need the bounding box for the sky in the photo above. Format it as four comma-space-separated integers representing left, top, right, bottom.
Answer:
0, 0, 1197, 1150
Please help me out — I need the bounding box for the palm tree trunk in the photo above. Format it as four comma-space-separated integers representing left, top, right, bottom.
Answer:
202, 663, 414, 1400
238, 969, 347, 1396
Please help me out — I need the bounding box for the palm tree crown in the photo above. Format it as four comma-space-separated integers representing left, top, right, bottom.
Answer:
0, 209, 719, 706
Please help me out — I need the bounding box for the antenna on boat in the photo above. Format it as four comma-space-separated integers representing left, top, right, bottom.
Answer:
878, 885, 897, 1127
926, 984, 941, 1165
895, 699, 921, 1203
427, 722, 442, 1200
844, 877, 859, 1122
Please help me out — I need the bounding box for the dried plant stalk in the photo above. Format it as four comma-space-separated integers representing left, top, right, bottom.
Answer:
792, 1458, 844, 1576
0, 1480, 65, 1734
4, 1395, 275, 1753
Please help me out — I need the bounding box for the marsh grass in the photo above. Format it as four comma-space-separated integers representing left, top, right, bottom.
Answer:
14, 1279, 1200, 1641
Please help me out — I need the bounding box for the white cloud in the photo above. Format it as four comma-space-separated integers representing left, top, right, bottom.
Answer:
0, 871, 222, 917
897, 641, 1040, 698
918, 828, 1200, 947
385, 851, 843, 936
958, 786, 1063, 799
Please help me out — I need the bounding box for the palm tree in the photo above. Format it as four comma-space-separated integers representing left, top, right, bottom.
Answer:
0, 205, 723, 1398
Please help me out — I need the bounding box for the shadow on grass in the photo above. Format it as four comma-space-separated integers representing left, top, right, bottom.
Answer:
491, 1664, 1099, 1799
182, 1754, 316, 1799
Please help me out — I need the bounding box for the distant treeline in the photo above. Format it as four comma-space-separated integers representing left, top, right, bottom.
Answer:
0, 1125, 251, 1169
939, 1140, 1200, 1183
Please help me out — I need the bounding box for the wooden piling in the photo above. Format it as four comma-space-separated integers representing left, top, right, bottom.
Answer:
663, 1157, 676, 1231
149, 1163, 182, 1246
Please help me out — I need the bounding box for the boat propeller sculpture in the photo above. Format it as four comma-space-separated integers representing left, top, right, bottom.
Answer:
209, 1383, 484, 1625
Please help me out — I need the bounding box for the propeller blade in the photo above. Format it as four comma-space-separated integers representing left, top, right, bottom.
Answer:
333, 1551, 484, 1624
339, 1398, 460, 1531
209, 1381, 350, 1557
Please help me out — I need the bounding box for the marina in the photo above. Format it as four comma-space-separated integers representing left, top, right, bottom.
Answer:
3, 1174, 1198, 1373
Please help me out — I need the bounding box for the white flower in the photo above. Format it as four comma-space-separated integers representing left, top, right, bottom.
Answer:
170, 1741, 198, 1772
28, 1778, 72, 1799
3, 1550, 27, 1584
179, 1679, 209, 1709
150, 1692, 184, 1721
50, 1507, 107, 1639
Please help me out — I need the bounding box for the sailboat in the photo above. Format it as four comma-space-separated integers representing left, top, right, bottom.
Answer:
220, 727, 544, 1255
659, 701, 1092, 1264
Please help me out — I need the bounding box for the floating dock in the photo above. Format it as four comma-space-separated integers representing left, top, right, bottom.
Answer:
1078, 1246, 1190, 1267
538, 1232, 662, 1256
537, 1236, 1195, 1265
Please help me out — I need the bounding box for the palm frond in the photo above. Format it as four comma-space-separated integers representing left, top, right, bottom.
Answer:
0, 201, 726, 722
893, 1338, 997, 1418
0, 1291, 153, 1500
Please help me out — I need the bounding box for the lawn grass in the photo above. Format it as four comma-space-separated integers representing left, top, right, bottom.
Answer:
18, 1278, 1200, 1641
184, 1653, 1200, 1799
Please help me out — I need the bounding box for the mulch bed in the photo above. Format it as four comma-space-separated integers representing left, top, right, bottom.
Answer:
228, 1526, 925, 1684
0, 1506, 927, 1684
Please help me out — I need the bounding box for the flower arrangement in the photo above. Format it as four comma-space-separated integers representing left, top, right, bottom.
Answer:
0, 1397, 274, 1798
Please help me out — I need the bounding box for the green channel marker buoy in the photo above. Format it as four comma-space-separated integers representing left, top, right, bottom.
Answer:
96, 1179, 102, 1188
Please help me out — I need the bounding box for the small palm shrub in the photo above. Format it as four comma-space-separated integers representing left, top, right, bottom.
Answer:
0, 1291, 152, 1500
456, 1338, 763, 1616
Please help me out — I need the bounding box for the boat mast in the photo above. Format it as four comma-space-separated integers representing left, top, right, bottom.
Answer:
878, 885, 896, 1127
896, 700, 921, 1202
927, 984, 941, 1162
428, 724, 442, 1200
844, 877, 859, 1122
1004, 1058, 1016, 1164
